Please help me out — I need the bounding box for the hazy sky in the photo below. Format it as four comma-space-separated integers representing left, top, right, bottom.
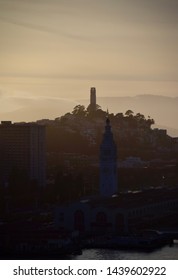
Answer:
0, 0, 178, 119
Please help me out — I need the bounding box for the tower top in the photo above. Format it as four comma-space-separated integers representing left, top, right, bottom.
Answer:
89, 87, 96, 111
90, 87, 96, 92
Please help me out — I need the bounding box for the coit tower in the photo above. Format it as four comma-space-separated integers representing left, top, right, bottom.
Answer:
90, 87, 96, 111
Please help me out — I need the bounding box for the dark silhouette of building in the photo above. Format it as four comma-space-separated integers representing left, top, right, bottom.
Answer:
0, 121, 46, 187
55, 117, 178, 235
90, 87, 96, 111
100, 118, 118, 196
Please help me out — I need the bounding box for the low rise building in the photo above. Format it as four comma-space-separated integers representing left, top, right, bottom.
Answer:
55, 188, 178, 234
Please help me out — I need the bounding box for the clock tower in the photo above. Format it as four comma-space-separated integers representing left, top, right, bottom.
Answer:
99, 117, 118, 196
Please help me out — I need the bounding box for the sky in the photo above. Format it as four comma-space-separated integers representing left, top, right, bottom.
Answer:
0, 0, 178, 120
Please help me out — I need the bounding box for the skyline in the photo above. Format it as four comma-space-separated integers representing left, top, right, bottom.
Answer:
0, 0, 178, 119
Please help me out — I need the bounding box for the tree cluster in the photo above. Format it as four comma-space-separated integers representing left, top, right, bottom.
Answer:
70, 105, 155, 128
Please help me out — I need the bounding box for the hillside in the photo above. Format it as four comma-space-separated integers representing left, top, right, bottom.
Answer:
78, 95, 178, 137
0, 94, 177, 137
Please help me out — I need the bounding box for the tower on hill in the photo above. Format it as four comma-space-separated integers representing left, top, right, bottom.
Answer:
99, 118, 118, 196
89, 87, 96, 111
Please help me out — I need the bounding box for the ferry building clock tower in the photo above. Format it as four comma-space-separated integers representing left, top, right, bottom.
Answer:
99, 117, 118, 197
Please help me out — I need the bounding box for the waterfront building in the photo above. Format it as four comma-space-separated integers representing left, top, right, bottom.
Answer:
0, 121, 46, 187
55, 118, 178, 235
55, 188, 178, 234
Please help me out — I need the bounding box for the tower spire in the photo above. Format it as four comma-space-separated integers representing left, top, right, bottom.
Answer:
99, 118, 118, 197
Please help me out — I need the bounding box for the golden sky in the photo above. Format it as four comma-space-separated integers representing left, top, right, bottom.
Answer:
0, 0, 178, 119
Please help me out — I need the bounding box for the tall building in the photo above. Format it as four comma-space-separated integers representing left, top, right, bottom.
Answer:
99, 118, 118, 196
0, 121, 46, 187
90, 87, 96, 111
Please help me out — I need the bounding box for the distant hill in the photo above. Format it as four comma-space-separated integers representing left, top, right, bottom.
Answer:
0, 98, 77, 123
78, 95, 178, 137
0, 94, 177, 137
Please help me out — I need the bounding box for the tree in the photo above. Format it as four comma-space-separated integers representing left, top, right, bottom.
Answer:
125, 110, 134, 117
115, 112, 124, 119
135, 113, 145, 121
87, 103, 101, 114
146, 117, 155, 128
72, 105, 86, 117
95, 109, 107, 118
